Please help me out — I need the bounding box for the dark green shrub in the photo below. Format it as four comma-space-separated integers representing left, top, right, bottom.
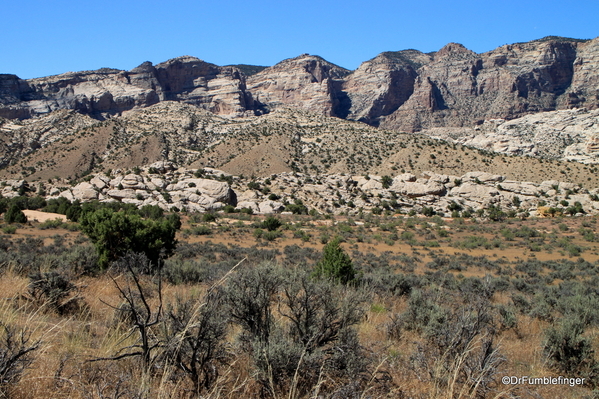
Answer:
381, 175, 393, 189
313, 237, 356, 285
285, 199, 308, 215
4, 205, 27, 224
138, 205, 164, 220
261, 216, 282, 231
421, 206, 435, 217
1, 225, 16, 234
79, 208, 180, 269
222, 205, 237, 213
202, 212, 218, 223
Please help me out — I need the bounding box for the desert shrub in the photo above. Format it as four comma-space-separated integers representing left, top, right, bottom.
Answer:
0, 323, 40, 398
223, 263, 282, 344
1, 226, 16, 235
163, 292, 230, 394
381, 175, 393, 189
138, 205, 164, 220
401, 289, 504, 398
188, 225, 211, 236
285, 199, 309, 215
395, 288, 449, 336
4, 205, 26, 224
544, 316, 599, 386
202, 212, 218, 223
222, 204, 237, 213
262, 230, 283, 241
421, 206, 435, 217
27, 271, 82, 315
163, 258, 209, 285
229, 266, 368, 396
105, 253, 164, 374
38, 218, 65, 230
486, 204, 506, 221
313, 237, 356, 285
261, 216, 282, 231
79, 208, 180, 269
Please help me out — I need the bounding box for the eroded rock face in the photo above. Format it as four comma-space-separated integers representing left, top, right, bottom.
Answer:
1, 36, 598, 134
0, 57, 252, 119
247, 54, 349, 116
340, 51, 428, 125
425, 108, 599, 163
380, 38, 593, 132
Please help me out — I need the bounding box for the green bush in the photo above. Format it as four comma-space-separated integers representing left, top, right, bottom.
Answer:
544, 317, 599, 385
313, 237, 356, 285
188, 225, 211, 235
285, 199, 308, 215
79, 208, 180, 269
2, 225, 17, 234
263, 230, 283, 241
381, 175, 393, 189
38, 218, 65, 230
261, 216, 282, 231
202, 212, 218, 223
4, 205, 27, 224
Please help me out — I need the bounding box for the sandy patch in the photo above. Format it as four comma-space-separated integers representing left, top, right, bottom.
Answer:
23, 210, 68, 223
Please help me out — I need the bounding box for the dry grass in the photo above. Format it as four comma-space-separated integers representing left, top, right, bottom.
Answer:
1, 214, 599, 398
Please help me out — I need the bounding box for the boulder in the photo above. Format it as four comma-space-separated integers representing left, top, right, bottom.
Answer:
390, 181, 446, 197
72, 182, 98, 200
258, 200, 285, 214
450, 182, 500, 202
461, 172, 505, 183
106, 189, 137, 200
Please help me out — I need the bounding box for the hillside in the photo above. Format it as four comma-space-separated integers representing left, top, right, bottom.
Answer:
1, 102, 598, 190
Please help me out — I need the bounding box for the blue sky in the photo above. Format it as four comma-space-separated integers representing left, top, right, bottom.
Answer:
2, 0, 598, 79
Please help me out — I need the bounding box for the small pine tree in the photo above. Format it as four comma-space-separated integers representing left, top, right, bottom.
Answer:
381, 175, 393, 189
313, 237, 356, 285
4, 204, 27, 224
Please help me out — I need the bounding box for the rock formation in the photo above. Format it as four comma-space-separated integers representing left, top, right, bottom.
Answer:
2, 36, 596, 132
247, 54, 349, 116
424, 107, 599, 163
2, 165, 597, 218
0, 57, 253, 120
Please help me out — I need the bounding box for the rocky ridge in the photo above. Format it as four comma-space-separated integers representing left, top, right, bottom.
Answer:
423, 107, 599, 163
2, 36, 597, 132
3, 102, 598, 190
2, 163, 597, 218
0, 56, 253, 120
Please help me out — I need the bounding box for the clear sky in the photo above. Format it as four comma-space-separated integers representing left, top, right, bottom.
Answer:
2, 0, 598, 79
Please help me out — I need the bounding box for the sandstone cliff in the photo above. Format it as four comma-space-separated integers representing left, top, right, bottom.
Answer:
0, 57, 253, 120
379, 38, 595, 132
423, 107, 599, 163
1, 36, 598, 134
247, 54, 349, 116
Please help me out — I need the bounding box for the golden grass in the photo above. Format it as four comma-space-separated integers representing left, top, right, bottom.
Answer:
1, 215, 599, 398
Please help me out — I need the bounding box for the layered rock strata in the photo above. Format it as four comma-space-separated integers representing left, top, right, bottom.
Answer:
2, 36, 597, 132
